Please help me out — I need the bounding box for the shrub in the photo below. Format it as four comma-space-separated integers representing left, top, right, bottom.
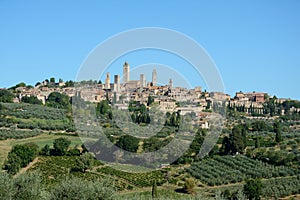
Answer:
50, 177, 115, 200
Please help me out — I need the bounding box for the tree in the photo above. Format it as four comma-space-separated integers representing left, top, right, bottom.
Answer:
35, 82, 41, 87
51, 137, 71, 156
40, 144, 50, 156
4, 143, 39, 175
21, 96, 42, 105
183, 178, 195, 194
220, 136, 231, 155
206, 101, 211, 110
116, 135, 139, 152
230, 125, 246, 154
65, 80, 75, 87
50, 77, 55, 83
152, 180, 158, 198
46, 92, 71, 109
0, 89, 14, 103
4, 153, 21, 175
97, 100, 110, 116
74, 153, 95, 172
243, 179, 263, 200
147, 95, 155, 106
13, 172, 44, 200
274, 121, 282, 143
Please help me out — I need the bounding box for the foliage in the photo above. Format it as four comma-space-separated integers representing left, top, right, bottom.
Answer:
46, 92, 71, 110
116, 135, 140, 152
274, 121, 282, 143
243, 179, 263, 200
129, 101, 151, 124
4, 143, 39, 174
0, 89, 14, 103
0, 129, 42, 140
147, 96, 155, 106
262, 175, 300, 198
0, 103, 72, 132
0, 103, 68, 120
73, 152, 95, 172
0, 172, 14, 199
49, 177, 115, 200
97, 100, 111, 116
40, 144, 51, 156
51, 137, 71, 156
152, 180, 158, 198
220, 125, 247, 155
97, 166, 166, 187
21, 96, 42, 105
0, 172, 47, 200
13, 172, 45, 200
183, 178, 196, 194
64, 80, 75, 87
165, 111, 181, 127
187, 155, 297, 186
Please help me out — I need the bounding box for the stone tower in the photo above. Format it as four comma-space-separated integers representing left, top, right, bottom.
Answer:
114, 75, 120, 92
105, 72, 110, 89
140, 74, 146, 87
152, 69, 157, 86
169, 78, 173, 88
123, 62, 130, 83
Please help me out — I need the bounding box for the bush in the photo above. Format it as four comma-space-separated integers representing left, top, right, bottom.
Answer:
183, 178, 196, 194
21, 96, 42, 105
0, 172, 46, 200
0, 89, 14, 103
244, 179, 263, 200
4, 143, 39, 175
51, 137, 71, 156
50, 177, 115, 200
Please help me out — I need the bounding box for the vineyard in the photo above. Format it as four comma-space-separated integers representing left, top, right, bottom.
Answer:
0, 103, 68, 120
28, 156, 130, 190
97, 166, 166, 187
187, 155, 298, 186
0, 103, 74, 132
0, 129, 42, 140
262, 176, 300, 198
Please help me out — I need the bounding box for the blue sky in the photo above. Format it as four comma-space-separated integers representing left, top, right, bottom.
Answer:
0, 1, 300, 99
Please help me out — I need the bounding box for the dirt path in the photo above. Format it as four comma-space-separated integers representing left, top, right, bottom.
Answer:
15, 157, 39, 177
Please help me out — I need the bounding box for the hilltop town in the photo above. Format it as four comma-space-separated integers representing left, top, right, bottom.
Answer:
5, 62, 300, 122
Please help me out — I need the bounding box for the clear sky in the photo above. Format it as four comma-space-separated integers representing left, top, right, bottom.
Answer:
0, 1, 300, 99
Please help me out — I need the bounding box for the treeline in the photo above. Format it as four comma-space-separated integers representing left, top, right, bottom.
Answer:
0, 103, 75, 132
228, 96, 300, 119
0, 172, 115, 200
0, 129, 42, 140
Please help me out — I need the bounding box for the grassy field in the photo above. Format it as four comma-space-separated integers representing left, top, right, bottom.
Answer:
0, 134, 83, 167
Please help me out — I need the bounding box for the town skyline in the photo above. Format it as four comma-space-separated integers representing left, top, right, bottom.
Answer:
1, 60, 297, 101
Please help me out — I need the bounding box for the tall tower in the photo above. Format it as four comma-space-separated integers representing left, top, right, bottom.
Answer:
105, 72, 110, 89
114, 75, 120, 92
123, 62, 130, 83
140, 74, 146, 87
152, 69, 157, 86
169, 78, 173, 88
